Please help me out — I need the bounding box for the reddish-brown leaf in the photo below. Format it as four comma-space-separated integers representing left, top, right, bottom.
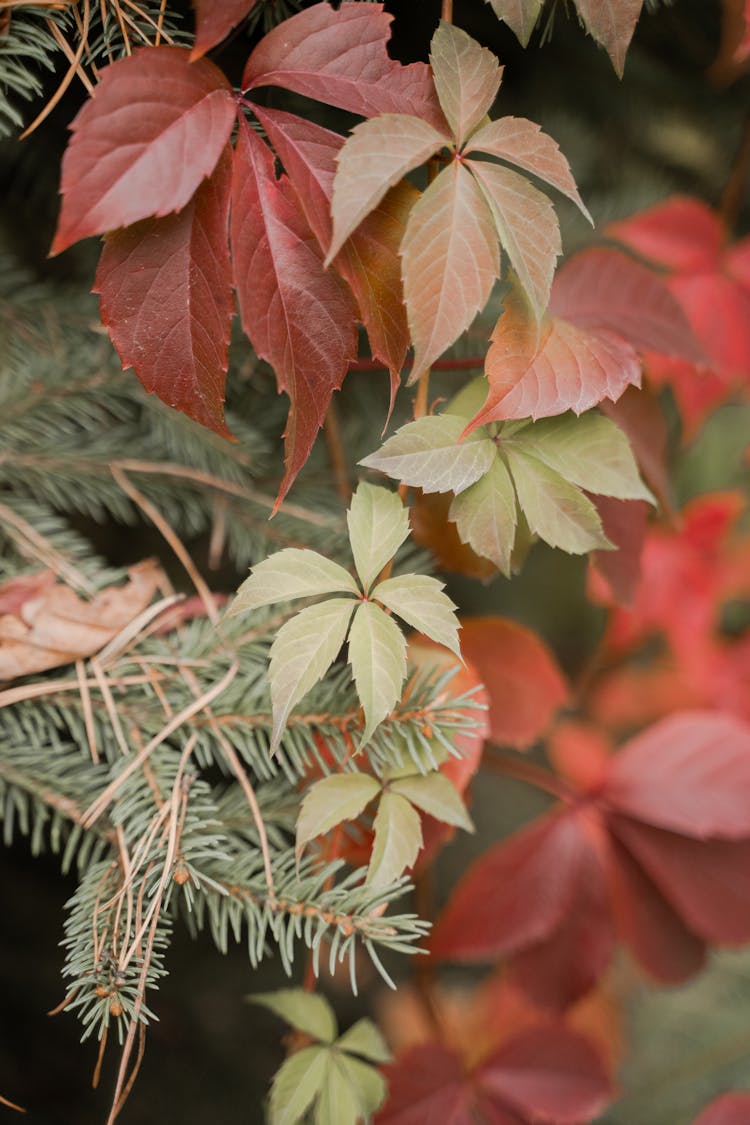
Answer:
95, 147, 234, 437
599, 384, 671, 511
589, 496, 649, 608
52, 47, 235, 255
459, 616, 569, 748
402, 160, 499, 383
606, 197, 725, 273
574, 0, 644, 76
230, 119, 357, 504
242, 2, 446, 129
693, 1093, 750, 1125
376, 1045, 473, 1124
191, 0, 259, 59
475, 1025, 614, 1125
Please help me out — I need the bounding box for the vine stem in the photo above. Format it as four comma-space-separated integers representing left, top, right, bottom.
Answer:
441, 0, 453, 22
721, 111, 750, 229
323, 399, 352, 502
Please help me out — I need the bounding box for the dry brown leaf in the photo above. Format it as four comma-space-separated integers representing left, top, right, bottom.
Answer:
0, 561, 163, 681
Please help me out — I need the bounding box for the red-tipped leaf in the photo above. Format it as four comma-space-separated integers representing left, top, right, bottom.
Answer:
191, 0, 259, 59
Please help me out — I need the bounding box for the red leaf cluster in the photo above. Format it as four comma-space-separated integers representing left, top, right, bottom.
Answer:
693, 1093, 750, 1125
432, 712, 750, 1008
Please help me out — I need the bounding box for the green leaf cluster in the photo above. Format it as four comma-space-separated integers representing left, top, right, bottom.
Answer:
228, 483, 461, 748
362, 378, 654, 574
250, 990, 390, 1125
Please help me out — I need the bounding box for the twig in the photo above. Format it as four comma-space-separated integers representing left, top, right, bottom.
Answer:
20, 0, 91, 138
721, 112, 750, 229
323, 400, 352, 503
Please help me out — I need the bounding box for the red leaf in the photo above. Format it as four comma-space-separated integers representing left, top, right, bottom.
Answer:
588, 496, 649, 608
606, 197, 724, 273
668, 272, 750, 378
95, 146, 234, 436
430, 814, 587, 962
609, 814, 750, 945
52, 47, 235, 255
606, 832, 706, 983
599, 384, 671, 510
376, 1045, 473, 1124
693, 1094, 750, 1125
459, 617, 569, 748
475, 1025, 613, 1124
242, 2, 445, 129
230, 119, 357, 504
191, 0, 259, 59
574, 0, 644, 76
546, 721, 611, 794
604, 712, 750, 839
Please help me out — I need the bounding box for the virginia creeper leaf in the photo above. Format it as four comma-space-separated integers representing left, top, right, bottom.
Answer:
94, 146, 234, 437
402, 160, 500, 384
411, 490, 499, 581
449, 456, 518, 576
242, 2, 446, 129
269, 598, 356, 749
377, 1045, 474, 1123
334, 1054, 388, 1118
484, 0, 544, 46
390, 772, 474, 832
574, 0, 644, 77
328, 114, 448, 264
693, 1094, 750, 1125
606, 196, 724, 273
466, 116, 592, 222
445, 375, 493, 421
269, 1046, 329, 1125
367, 790, 423, 887
52, 47, 235, 255
511, 412, 654, 502
458, 617, 569, 748
360, 415, 496, 495
372, 574, 461, 658
314, 1055, 358, 1125
231, 119, 357, 505
589, 496, 650, 607
429, 22, 503, 147
469, 158, 562, 320
228, 548, 358, 616
296, 773, 381, 852
504, 446, 612, 554
346, 483, 410, 593
348, 601, 407, 743
336, 1020, 391, 1064
191, 0, 259, 59
251, 989, 337, 1043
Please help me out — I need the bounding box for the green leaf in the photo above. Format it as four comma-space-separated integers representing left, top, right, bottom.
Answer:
360, 415, 496, 495
371, 574, 461, 658
347, 482, 410, 593
296, 773, 381, 853
250, 989, 337, 1043
390, 772, 475, 832
511, 412, 655, 502
449, 456, 517, 575
327, 114, 447, 264
429, 22, 503, 147
444, 376, 492, 421
269, 598, 356, 749
504, 446, 612, 554
485, 0, 544, 46
348, 601, 407, 743
228, 548, 358, 616
314, 1054, 359, 1125
336, 1052, 389, 1117
269, 1045, 329, 1125
470, 158, 561, 322
402, 159, 499, 384
367, 790, 423, 888
337, 1019, 392, 1064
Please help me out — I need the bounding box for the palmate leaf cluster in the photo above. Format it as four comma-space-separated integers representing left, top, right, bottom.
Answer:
0, 261, 482, 1068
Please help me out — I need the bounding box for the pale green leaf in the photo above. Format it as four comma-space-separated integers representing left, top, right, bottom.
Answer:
296, 774, 381, 853
485, 0, 544, 46
269, 598, 356, 749
371, 574, 461, 658
337, 1019, 392, 1064
359, 415, 495, 495
504, 446, 612, 554
347, 482, 410, 593
314, 1055, 358, 1125
348, 601, 407, 744
444, 376, 491, 421
250, 989, 337, 1043
470, 158, 561, 322
512, 412, 655, 502
390, 772, 474, 832
228, 548, 358, 616
466, 114, 592, 222
328, 114, 447, 264
429, 22, 503, 147
336, 1053, 388, 1117
449, 456, 517, 575
367, 790, 423, 888
402, 160, 500, 384
269, 1046, 329, 1125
